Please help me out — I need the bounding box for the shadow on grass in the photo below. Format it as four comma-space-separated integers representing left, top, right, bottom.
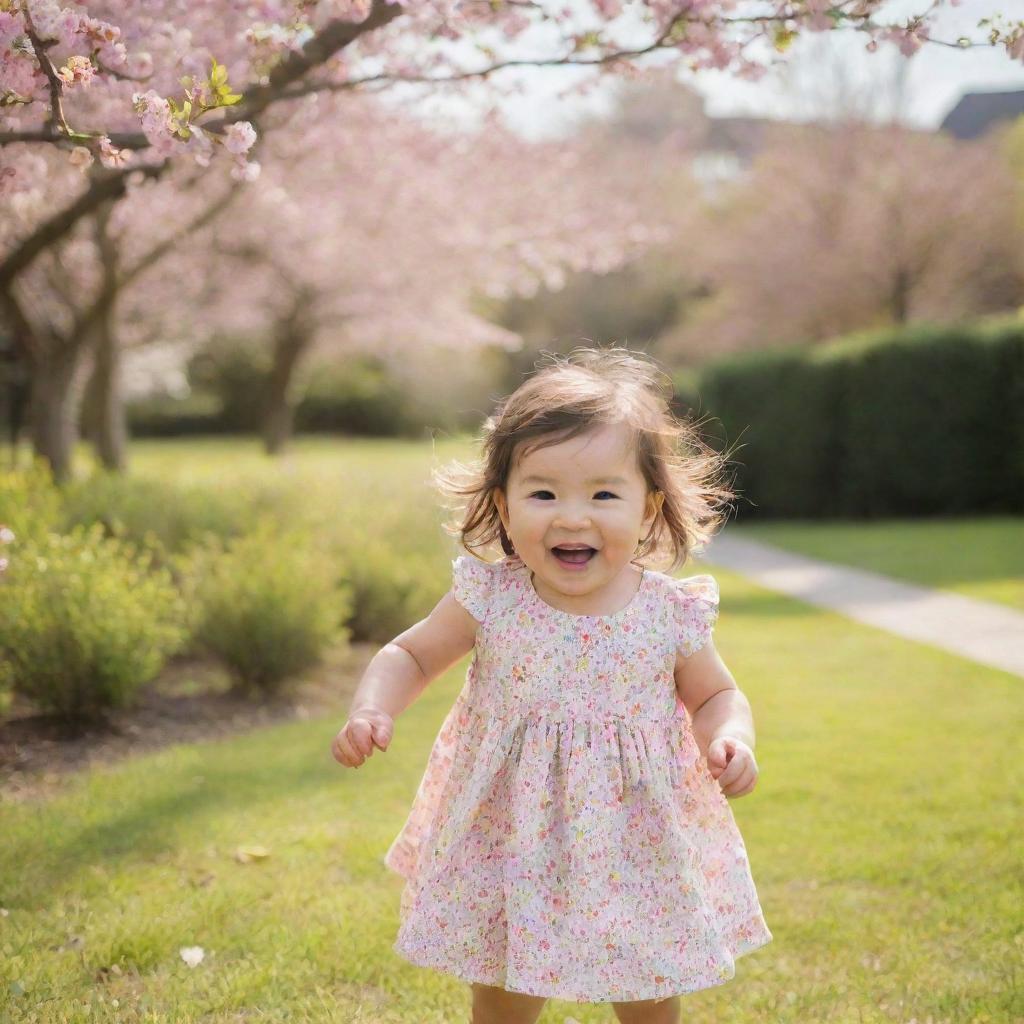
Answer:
2, 719, 410, 910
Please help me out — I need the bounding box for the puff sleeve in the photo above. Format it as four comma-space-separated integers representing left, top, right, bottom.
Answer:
669, 573, 720, 657
450, 555, 496, 625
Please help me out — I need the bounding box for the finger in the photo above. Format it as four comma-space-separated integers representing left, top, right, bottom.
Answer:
716, 758, 739, 787
371, 723, 391, 751
721, 752, 754, 788
347, 720, 375, 758
333, 732, 364, 767
331, 737, 354, 767
718, 758, 744, 791
723, 764, 756, 797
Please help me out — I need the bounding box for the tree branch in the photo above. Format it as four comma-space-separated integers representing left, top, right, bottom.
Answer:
66, 184, 242, 351
0, 162, 167, 291
21, 4, 71, 137
223, 0, 406, 125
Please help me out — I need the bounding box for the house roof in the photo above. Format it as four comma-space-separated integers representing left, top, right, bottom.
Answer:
939, 89, 1024, 140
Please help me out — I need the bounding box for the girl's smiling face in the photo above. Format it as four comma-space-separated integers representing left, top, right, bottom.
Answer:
493, 421, 663, 614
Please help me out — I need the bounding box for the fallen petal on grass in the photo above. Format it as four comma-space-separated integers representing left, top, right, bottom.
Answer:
179, 946, 205, 967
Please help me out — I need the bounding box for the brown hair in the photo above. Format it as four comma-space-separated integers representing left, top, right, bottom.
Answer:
433, 345, 739, 574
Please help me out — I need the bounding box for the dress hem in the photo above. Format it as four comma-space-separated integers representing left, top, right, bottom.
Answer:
392, 926, 773, 1004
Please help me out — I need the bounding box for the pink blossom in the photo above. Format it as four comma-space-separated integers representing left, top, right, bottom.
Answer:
132, 89, 176, 154
80, 15, 120, 45
98, 135, 130, 169
224, 121, 257, 156
27, 1, 70, 43
68, 145, 94, 170
592, 0, 623, 19
230, 158, 261, 182
884, 24, 928, 57
125, 49, 153, 77
56, 55, 95, 87
2, 52, 44, 97
0, 12, 21, 50
0, 152, 46, 197
98, 39, 128, 67
186, 125, 214, 168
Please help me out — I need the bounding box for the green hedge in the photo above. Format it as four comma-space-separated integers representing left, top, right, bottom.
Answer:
126, 349, 468, 438
697, 318, 1024, 519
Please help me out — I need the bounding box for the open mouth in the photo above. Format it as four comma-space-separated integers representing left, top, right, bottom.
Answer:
551, 546, 597, 567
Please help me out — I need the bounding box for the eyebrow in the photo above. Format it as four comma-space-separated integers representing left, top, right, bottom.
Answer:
519, 475, 630, 486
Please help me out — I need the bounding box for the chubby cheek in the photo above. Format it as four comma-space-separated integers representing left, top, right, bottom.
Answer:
512, 507, 550, 543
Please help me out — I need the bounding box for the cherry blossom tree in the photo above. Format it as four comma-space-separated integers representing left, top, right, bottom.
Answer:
656, 120, 1023, 361
2, 1, 1020, 270
1, 149, 241, 478
115, 90, 676, 456
2, 0, 1022, 478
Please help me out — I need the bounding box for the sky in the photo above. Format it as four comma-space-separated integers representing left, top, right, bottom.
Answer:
395, 0, 1024, 138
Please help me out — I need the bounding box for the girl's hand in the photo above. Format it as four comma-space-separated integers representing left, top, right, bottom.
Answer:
331, 707, 394, 768
706, 735, 758, 798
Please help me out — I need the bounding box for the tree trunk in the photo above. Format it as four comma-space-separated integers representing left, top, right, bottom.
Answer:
28, 343, 81, 484
261, 312, 312, 456
890, 265, 910, 324
84, 200, 127, 472
81, 312, 127, 472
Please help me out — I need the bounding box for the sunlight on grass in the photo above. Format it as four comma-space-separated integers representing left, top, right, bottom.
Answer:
2, 438, 1021, 1021
3, 567, 1022, 1022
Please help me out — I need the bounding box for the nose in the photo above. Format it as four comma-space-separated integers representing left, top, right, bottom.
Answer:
552, 503, 593, 530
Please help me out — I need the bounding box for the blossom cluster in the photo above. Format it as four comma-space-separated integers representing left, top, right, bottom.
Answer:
0, 0, 1020, 195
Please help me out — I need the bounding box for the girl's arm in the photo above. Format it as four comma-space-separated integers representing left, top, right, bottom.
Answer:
347, 591, 479, 722
674, 639, 755, 759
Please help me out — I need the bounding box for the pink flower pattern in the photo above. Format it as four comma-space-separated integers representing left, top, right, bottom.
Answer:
383, 554, 772, 1002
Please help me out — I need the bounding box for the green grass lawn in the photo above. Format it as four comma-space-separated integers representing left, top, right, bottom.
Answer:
1, 438, 1021, 1022
733, 518, 1024, 613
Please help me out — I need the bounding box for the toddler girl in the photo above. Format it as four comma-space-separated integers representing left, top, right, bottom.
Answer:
331, 346, 772, 1024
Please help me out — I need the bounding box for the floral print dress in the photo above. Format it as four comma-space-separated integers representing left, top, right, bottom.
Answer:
383, 554, 773, 1003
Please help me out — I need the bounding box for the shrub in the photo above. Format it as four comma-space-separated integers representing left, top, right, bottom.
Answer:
125, 390, 226, 437
59, 470, 248, 558
0, 456, 63, 546
330, 529, 440, 644
0, 523, 189, 724
182, 518, 351, 696
294, 355, 422, 437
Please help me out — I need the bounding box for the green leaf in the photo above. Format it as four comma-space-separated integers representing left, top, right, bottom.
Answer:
218, 92, 242, 106
773, 28, 797, 52
210, 59, 228, 89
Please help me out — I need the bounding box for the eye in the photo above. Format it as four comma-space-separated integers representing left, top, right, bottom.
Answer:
594, 491, 618, 500
529, 490, 555, 500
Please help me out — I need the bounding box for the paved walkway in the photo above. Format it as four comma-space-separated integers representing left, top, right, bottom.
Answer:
700, 533, 1024, 679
